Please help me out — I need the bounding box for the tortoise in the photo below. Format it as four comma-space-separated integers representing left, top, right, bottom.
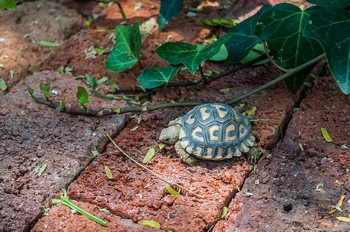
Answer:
159, 103, 259, 164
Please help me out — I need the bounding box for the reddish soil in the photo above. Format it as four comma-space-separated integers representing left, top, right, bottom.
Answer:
0, 0, 349, 232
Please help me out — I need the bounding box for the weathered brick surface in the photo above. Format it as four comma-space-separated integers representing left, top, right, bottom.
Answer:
0, 71, 124, 231
214, 77, 350, 231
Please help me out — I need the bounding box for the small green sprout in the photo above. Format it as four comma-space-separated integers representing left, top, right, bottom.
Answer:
52, 190, 107, 227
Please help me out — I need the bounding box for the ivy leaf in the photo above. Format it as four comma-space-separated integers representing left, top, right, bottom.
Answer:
105, 22, 141, 72
307, 0, 350, 8
208, 44, 228, 62
142, 147, 156, 164
77, 86, 89, 105
225, 5, 272, 63
240, 43, 269, 65
159, 0, 184, 32
156, 34, 232, 74
40, 83, 51, 98
304, 7, 350, 94
137, 65, 180, 89
255, 4, 324, 93
0, 0, 16, 10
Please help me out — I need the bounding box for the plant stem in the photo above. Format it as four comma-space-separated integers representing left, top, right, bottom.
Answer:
31, 53, 326, 115
52, 195, 107, 226
105, 132, 203, 198
227, 53, 326, 105
115, 0, 127, 23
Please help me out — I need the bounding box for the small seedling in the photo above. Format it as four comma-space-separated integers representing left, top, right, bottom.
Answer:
52, 190, 107, 226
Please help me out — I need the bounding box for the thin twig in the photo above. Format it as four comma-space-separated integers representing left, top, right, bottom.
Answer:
31, 94, 202, 116
31, 53, 325, 115
105, 131, 203, 198
227, 53, 326, 105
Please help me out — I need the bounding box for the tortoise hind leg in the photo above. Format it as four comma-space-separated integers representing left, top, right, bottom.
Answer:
175, 142, 197, 165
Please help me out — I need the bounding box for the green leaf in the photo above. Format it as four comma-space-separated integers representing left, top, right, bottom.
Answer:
104, 166, 113, 180
0, 78, 8, 91
137, 65, 180, 89
307, 0, 350, 8
38, 163, 47, 177
40, 83, 51, 98
158, 143, 165, 150
165, 185, 180, 196
195, 18, 240, 28
159, 0, 184, 32
336, 216, 350, 222
77, 86, 89, 105
208, 44, 228, 61
105, 22, 141, 72
0, 0, 16, 10
156, 34, 232, 74
225, 5, 272, 63
27, 86, 34, 97
138, 220, 161, 228
255, 4, 324, 92
85, 74, 97, 93
304, 7, 350, 94
38, 41, 60, 47
142, 147, 156, 164
320, 127, 333, 142
96, 76, 109, 84
240, 43, 269, 65
54, 193, 107, 227
56, 98, 65, 112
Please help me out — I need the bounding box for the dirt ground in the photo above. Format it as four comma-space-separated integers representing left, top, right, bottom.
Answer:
0, 0, 349, 232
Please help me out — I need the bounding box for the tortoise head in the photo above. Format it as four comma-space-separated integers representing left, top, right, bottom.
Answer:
159, 124, 181, 144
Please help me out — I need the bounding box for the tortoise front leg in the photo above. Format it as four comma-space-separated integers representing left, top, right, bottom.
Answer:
175, 142, 197, 165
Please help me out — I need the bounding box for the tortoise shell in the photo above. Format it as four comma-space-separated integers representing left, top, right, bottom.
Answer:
176, 103, 256, 160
